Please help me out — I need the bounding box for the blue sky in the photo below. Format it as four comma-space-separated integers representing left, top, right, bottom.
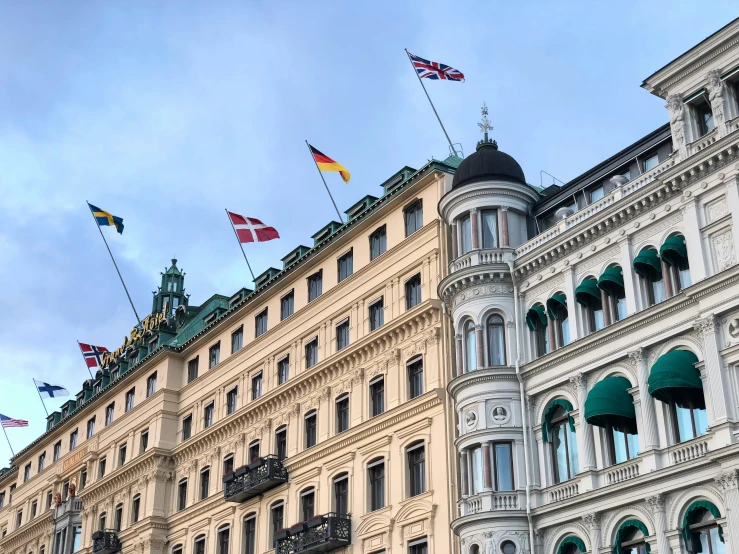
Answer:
1, 1, 736, 464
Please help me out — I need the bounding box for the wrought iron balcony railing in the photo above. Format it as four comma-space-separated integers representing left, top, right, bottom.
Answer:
92, 531, 121, 554
222, 455, 288, 503
275, 513, 351, 553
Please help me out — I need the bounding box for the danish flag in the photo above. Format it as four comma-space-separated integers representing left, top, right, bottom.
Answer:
407, 51, 465, 82
78, 342, 109, 369
227, 211, 280, 243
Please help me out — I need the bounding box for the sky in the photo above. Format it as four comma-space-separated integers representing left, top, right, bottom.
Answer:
0, 1, 737, 465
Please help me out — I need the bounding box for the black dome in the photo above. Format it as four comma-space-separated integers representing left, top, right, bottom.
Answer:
452, 141, 526, 189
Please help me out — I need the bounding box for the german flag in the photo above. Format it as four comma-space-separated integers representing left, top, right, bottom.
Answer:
309, 144, 351, 183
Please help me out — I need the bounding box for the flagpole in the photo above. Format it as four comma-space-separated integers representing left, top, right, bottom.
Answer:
225, 209, 256, 281
305, 140, 344, 223
404, 49, 458, 157
86, 201, 141, 326
33, 380, 50, 417
76, 342, 95, 379
1, 426, 14, 457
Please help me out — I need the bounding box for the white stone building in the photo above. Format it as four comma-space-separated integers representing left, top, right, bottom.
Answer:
441, 17, 739, 554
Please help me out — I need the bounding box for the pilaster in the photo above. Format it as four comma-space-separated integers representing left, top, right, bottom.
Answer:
682, 198, 707, 282
646, 493, 672, 554
570, 373, 596, 472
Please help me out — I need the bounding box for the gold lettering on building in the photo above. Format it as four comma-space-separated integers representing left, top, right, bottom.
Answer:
62, 446, 88, 472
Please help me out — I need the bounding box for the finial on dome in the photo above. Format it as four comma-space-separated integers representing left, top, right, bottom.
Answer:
476, 102, 497, 151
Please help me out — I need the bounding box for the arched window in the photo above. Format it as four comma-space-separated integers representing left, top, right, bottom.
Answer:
300, 487, 315, 521
576, 278, 604, 334
598, 265, 627, 323
333, 472, 349, 515
525, 305, 548, 357
243, 514, 257, 554
634, 248, 665, 307
172, 544, 183, 554
486, 315, 506, 366
547, 294, 570, 346
543, 400, 578, 483
368, 457, 385, 511
464, 320, 477, 372
269, 502, 284, 549
217, 525, 230, 554
682, 502, 725, 554
584, 377, 639, 466
661, 234, 691, 293
406, 441, 426, 497
613, 520, 649, 554
557, 536, 586, 554
193, 535, 206, 554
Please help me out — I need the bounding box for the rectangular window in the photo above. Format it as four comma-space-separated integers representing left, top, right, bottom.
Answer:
30, 501, 37, 519
131, 496, 140, 523
277, 356, 289, 385
404, 199, 423, 236
69, 429, 78, 451
194, 538, 205, 554
590, 185, 605, 203
336, 395, 349, 433
231, 326, 243, 353
251, 373, 262, 400
280, 290, 294, 320
275, 427, 287, 461
105, 403, 115, 426
177, 480, 187, 511
255, 309, 268, 338
98, 457, 106, 479
408, 358, 424, 399
644, 153, 659, 171
187, 357, 199, 383
334, 476, 348, 515
460, 215, 472, 254
209, 342, 221, 369
218, 526, 230, 554
0, 492, 5, 508
270, 504, 284, 549
305, 412, 317, 448
146, 372, 157, 398
182, 415, 192, 440
370, 225, 387, 260
369, 298, 384, 331
38, 453, 45, 472
23, 463, 30, 483
243, 516, 256, 554
408, 443, 426, 496
336, 319, 350, 351
204, 403, 214, 428
53, 441, 61, 462
86, 417, 95, 439
494, 442, 514, 491
17, 511, 22, 529
118, 444, 127, 467
408, 538, 428, 554
370, 377, 384, 417
405, 274, 422, 309
248, 441, 260, 462
369, 459, 385, 511
481, 210, 498, 248
690, 93, 715, 136
301, 490, 315, 521
223, 455, 234, 476
98, 514, 105, 532
226, 387, 238, 415
125, 388, 135, 412
337, 249, 353, 282
308, 270, 323, 302
114, 504, 122, 532
79, 469, 87, 491
140, 429, 149, 454
200, 468, 210, 500
305, 338, 318, 369
62, 482, 69, 500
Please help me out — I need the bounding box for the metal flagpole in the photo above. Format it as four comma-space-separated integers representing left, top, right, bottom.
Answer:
33, 380, 50, 417
305, 140, 344, 223
86, 201, 141, 325
1, 426, 14, 457
404, 49, 458, 157
225, 209, 256, 281
76, 341, 95, 379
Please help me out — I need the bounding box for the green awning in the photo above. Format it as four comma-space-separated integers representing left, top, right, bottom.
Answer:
681, 501, 723, 550
660, 236, 688, 266
557, 536, 587, 554
648, 350, 703, 407
598, 266, 625, 295
542, 398, 575, 443
575, 278, 601, 307
613, 520, 651, 554
584, 376, 637, 434
525, 305, 547, 331
547, 294, 568, 320
633, 249, 662, 279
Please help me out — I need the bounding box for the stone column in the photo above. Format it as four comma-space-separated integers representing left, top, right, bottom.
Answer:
694, 316, 733, 439
470, 208, 480, 250
455, 334, 464, 376
460, 450, 469, 496
475, 325, 485, 369
451, 223, 459, 259
548, 321, 557, 352
661, 260, 674, 299
500, 207, 510, 247
682, 198, 707, 282
570, 373, 596, 471
563, 267, 580, 342
619, 236, 638, 314
582, 513, 602, 554
727, 176, 739, 256
600, 289, 612, 327
628, 349, 660, 450
715, 470, 739, 550
482, 442, 493, 490
646, 494, 672, 554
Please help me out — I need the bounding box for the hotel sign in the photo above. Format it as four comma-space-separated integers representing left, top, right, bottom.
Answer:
102, 311, 167, 367
63, 446, 88, 472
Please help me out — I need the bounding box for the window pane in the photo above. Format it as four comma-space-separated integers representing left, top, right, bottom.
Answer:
627, 432, 640, 460
612, 428, 628, 464
644, 154, 659, 171
617, 297, 628, 320
590, 186, 605, 202
371, 379, 384, 417
460, 217, 472, 254
694, 407, 708, 437
561, 315, 571, 345
675, 405, 696, 441
567, 424, 579, 475
487, 320, 505, 366
334, 478, 348, 515
244, 518, 256, 554
710, 528, 726, 554
482, 211, 497, 249
369, 299, 384, 331
652, 278, 666, 304
465, 324, 477, 372
553, 424, 569, 482
593, 309, 604, 332
471, 447, 483, 494
495, 443, 514, 491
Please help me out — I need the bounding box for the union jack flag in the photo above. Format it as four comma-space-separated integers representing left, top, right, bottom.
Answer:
408, 52, 465, 82
78, 342, 109, 369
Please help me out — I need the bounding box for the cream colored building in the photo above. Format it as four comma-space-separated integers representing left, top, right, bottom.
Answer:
0, 158, 462, 554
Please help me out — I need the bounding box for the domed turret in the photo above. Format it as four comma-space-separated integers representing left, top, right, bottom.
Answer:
452, 139, 526, 189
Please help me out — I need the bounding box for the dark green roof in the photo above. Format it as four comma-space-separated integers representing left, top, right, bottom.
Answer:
380, 166, 418, 195
345, 195, 380, 221
255, 267, 282, 288
281, 246, 312, 269
311, 221, 344, 246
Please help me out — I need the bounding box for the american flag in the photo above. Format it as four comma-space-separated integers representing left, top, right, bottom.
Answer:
78, 342, 109, 369
408, 52, 465, 81
227, 211, 280, 244
0, 414, 28, 428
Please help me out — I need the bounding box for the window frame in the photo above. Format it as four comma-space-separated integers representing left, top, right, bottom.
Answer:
404, 199, 423, 237
177, 479, 187, 511
187, 357, 199, 383
200, 467, 210, 500
255, 309, 268, 338
305, 337, 318, 369
209, 342, 221, 369
304, 410, 317, 449
280, 290, 295, 320
337, 248, 354, 282
405, 273, 422, 310
277, 356, 289, 385
369, 225, 387, 260
307, 270, 323, 302
550, 407, 577, 483
182, 414, 193, 441
486, 314, 506, 366
231, 326, 244, 353
406, 441, 426, 497
336, 319, 350, 351
407, 356, 424, 399
368, 297, 384, 332
226, 386, 238, 415
335, 394, 350, 434
367, 457, 385, 512
146, 372, 157, 398
275, 426, 287, 461
204, 402, 215, 428
125, 388, 135, 412
370, 376, 384, 417
251, 372, 263, 400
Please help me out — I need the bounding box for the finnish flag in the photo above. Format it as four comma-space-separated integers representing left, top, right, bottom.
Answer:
34, 379, 70, 399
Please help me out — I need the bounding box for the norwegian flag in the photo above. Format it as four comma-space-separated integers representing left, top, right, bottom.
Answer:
227, 211, 280, 243
78, 342, 109, 369
408, 52, 465, 81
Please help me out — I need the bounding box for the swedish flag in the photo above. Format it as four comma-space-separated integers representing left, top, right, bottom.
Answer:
89, 203, 124, 234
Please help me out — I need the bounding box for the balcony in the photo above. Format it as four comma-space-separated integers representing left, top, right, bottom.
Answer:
544, 478, 580, 504
449, 248, 514, 273
223, 455, 288, 503
275, 513, 351, 554
92, 531, 121, 554
458, 490, 523, 516
54, 497, 83, 520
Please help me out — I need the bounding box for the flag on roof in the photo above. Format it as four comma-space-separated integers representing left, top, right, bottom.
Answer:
0, 414, 28, 428
309, 145, 351, 183
227, 212, 280, 244
407, 52, 465, 81
78, 342, 109, 369
89, 203, 124, 234
33, 379, 70, 399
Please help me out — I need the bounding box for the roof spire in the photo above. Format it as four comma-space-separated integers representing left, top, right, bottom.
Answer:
476, 102, 497, 151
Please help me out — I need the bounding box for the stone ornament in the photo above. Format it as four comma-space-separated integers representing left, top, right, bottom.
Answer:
490, 405, 509, 425
707, 69, 726, 128
465, 410, 478, 430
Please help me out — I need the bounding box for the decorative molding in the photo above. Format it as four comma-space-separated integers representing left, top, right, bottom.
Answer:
632, 211, 684, 246
524, 274, 565, 300
576, 246, 620, 274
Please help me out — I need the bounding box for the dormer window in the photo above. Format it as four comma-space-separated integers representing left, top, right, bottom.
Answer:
643, 153, 659, 171
686, 90, 715, 137
589, 185, 605, 203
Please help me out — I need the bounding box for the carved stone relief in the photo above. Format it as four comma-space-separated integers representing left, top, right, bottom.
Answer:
705, 196, 728, 224
711, 229, 736, 273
